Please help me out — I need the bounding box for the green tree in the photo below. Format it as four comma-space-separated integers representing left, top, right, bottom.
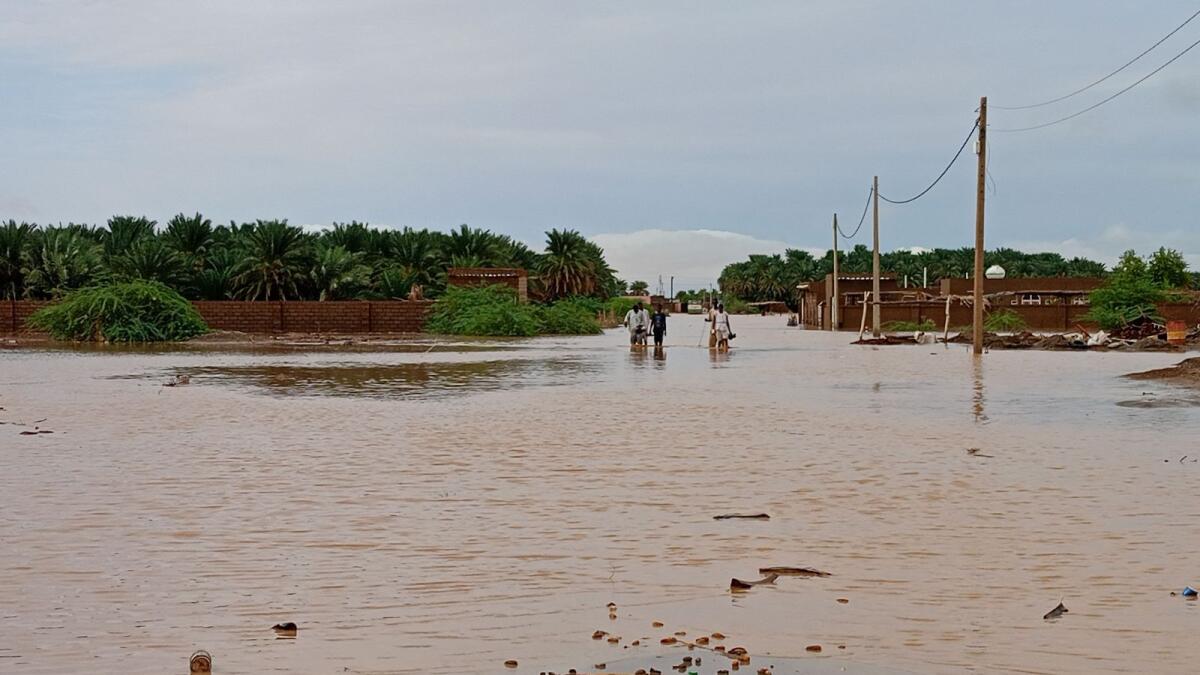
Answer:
111, 238, 187, 287
1085, 250, 1167, 329
1148, 247, 1189, 289
310, 244, 371, 300
101, 215, 156, 260
233, 220, 310, 300
23, 226, 106, 298
0, 220, 35, 299
164, 212, 214, 273
628, 280, 649, 295
539, 229, 602, 300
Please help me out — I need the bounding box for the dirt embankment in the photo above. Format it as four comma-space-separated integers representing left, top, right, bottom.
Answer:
1126, 357, 1200, 387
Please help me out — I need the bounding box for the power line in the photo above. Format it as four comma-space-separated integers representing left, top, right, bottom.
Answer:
994, 7, 1200, 111
993, 33, 1200, 132
877, 119, 979, 204
837, 186, 874, 239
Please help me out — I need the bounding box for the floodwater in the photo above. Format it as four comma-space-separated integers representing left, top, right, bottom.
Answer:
2, 315, 1199, 674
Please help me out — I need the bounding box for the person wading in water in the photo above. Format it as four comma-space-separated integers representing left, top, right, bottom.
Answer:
651, 306, 668, 348
707, 301, 719, 350
624, 302, 650, 348
713, 303, 733, 352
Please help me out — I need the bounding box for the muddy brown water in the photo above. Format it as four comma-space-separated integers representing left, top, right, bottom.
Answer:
2, 315, 1199, 674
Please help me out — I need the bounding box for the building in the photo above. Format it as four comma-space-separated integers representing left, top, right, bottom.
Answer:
799, 275, 1111, 332
446, 268, 529, 303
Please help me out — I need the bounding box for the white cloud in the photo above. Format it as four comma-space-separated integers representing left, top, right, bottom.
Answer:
591, 228, 814, 289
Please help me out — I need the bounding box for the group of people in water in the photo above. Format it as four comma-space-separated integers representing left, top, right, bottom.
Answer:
622, 302, 733, 352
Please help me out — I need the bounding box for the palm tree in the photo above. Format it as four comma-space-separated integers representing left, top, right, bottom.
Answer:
323, 221, 372, 254
23, 226, 105, 298
192, 247, 239, 300
233, 220, 311, 300
538, 229, 598, 300
628, 280, 649, 295
384, 227, 443, 293
310, 244, 371, 300
0, 220, 36, 299
444, 224, 499, 265
101, 215, 156, 260
111, 238, 187, 286
164, 213, 213, 272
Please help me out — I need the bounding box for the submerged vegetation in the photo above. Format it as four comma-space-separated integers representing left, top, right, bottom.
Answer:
425, 285, 603, 337
28, 280, 208, 342
0, 217, 621, 303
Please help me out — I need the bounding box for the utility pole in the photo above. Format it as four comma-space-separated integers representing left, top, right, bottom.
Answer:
831, 214, 839, 331
973, 97, 988, 355
872, 175, 881, 337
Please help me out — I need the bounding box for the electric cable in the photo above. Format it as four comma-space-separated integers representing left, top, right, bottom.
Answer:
994, 7, 1200, 110
877, 119, 979, 204
837, 186, 874, 239
993, 34, 1200, 132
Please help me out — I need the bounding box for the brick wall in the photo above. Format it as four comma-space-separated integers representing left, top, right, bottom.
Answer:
4, 300, 433, 336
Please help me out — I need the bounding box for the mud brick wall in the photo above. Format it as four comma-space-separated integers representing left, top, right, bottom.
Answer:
192, 301, 281, 333
4, 301, 50, 335
194, 301, 432, 334
5, 300, 433, 335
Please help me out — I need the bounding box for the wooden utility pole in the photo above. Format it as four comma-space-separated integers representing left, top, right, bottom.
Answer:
831, 214, 840, 331
973, 97, 988, 355
872, 175, 881, 337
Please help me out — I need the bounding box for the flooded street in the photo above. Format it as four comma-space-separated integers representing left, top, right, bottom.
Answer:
3, 315, 1199, 674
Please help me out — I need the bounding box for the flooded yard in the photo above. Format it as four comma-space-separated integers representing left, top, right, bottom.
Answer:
2, 315, 1199, 674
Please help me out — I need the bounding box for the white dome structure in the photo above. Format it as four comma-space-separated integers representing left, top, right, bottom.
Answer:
985, 264, 1006, 279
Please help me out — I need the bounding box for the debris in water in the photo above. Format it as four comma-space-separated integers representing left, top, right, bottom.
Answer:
713, 513, 770, 520
163, 374, 191, 387
757, 566, 830, 577
504, 659, 518, 668
652, 621, 665, 627
836, 598, 849, 604
592, 630, 607, 639
189, 650, 212, 673
730, 573, 778, 591
272, 622, 298, 637
1182, 586, 1198, 598
966, 448, 994, 458
1043, 602, 1068, 620
805, 645, 822, 653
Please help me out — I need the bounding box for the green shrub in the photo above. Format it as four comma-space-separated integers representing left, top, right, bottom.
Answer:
721, 296, 753, 314
605, 296, 640, 317
425, 284, 540, 336
983, 308, 1028, 332
1085, 250, 1170, 330
29, 280, 208, 342
537, 297, 603, 335
427, 285, 604, 336
882, 319, 936, 332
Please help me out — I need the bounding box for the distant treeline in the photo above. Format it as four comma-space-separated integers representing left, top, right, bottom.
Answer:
702, 245, 1192, 306
0, 217, 622, 302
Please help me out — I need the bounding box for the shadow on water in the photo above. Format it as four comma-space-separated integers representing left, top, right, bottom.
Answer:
142, 357, 598, 399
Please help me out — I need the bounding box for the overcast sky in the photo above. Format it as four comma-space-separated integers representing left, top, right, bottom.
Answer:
3, 1, 1199, 288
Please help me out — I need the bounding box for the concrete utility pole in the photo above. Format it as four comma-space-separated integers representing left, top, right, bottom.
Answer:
831, 214, 840, 331
973, 97, 988, 355
872, 176, 881, 337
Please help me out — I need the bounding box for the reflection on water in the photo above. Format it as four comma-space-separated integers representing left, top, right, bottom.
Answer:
2, 316, 1200, 675
169, 357, 596, 400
